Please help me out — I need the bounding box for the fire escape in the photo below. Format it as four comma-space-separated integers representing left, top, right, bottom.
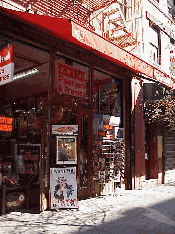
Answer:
87, 0, 141, 50
4, 0, 141, 50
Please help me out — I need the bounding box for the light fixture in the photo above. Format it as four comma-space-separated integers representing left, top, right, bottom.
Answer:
13, 68, 39, 80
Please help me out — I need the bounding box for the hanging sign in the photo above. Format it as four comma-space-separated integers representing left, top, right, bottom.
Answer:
0, 45, 14, 86
56, 63, 87, 98
52, 125, 78, 135
50, 167, 78, 209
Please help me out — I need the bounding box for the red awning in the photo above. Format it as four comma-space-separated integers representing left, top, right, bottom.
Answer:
0, 7, 175, 89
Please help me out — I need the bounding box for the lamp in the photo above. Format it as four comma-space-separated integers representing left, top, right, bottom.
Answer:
13, 68, 39, 80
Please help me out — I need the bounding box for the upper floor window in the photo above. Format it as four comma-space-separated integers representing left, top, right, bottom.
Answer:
149, 26, 161, 65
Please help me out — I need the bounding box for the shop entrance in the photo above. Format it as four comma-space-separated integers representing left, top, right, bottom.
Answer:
78, 110, 92, 198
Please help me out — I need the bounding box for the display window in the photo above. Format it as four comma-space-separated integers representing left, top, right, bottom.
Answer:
92, 69, 125, 191
0, 39, 50, 212
54, 55, 90, 107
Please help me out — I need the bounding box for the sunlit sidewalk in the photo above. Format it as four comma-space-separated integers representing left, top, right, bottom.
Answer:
0, 184, 175, 234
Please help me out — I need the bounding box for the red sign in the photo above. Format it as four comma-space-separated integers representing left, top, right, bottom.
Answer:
0, 44, 14, 66
103, 125, 113, 130
0, 45, 14, 86
0, 116, 13, 132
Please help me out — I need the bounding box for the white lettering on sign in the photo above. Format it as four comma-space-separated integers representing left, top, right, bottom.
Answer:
73, 28, 85, 40
0, 51, 11, 65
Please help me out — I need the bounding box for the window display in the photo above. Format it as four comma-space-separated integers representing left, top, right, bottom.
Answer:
92, 70, 124, 192
15, 144, 40, 176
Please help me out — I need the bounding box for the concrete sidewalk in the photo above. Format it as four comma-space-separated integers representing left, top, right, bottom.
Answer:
0, 183, 175, 234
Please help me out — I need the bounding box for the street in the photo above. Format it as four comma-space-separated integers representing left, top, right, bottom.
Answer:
0, 183, 175, 234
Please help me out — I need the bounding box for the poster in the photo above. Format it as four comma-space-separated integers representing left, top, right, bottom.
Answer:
56, 136, 77, 164
50, 167, 78, 209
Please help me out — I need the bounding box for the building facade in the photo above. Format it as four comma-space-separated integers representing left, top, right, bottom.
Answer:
0, 0, 175, 213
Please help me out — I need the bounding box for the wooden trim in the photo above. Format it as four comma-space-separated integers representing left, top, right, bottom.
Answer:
124, 77, 132, 190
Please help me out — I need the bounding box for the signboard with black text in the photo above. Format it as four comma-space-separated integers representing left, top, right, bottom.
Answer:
50, 167, 78, 209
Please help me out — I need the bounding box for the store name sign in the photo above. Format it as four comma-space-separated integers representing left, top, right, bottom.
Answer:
0, 116, 13, 131
0, 45, 14, 86
56, 63, 86, 98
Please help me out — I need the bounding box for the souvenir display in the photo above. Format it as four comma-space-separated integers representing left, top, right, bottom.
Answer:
92, 116, 125, 187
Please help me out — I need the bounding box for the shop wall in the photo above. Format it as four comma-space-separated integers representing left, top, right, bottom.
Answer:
132, 79, 146, 189
142, 0, 172, 75
149, 122, 159, 179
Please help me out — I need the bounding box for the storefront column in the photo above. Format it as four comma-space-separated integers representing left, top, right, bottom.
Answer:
89, 63, 94, 195
46, 50, 56, 208
40, 50, 55, 211
124, 77, 132, 190
40, 98, 47, 212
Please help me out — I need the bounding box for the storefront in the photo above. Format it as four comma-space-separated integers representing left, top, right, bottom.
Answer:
0, 7, 162, 213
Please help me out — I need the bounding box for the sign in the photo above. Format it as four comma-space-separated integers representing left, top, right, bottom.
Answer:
154, 70, 172, 87
56, 63, 87, 98
50, 167, 78, 209
56, 136, 77, 164
0, 116, 13, 131
103, 125, 113, 130
52, 125, 78, 135
0, 45, 14, 86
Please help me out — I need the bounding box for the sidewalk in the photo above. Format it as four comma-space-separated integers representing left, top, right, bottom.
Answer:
0, 183, 175, 234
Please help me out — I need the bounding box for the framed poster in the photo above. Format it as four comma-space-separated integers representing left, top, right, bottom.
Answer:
56, 136, 77, 164
50, 167, 78, 209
